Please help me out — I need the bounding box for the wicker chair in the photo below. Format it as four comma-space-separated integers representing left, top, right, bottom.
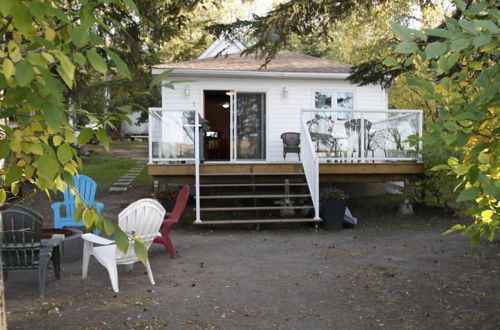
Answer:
280, 132, 301, 161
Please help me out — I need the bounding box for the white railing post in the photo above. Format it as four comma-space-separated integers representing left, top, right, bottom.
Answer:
360, 111, 365, 163
194, 111, 202, 224
418, 110, 423, 162
148, 109, 153, 164
314, 156, 320, 220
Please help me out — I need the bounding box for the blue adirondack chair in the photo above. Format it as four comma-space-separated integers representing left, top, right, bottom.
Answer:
51, 175, 104, 232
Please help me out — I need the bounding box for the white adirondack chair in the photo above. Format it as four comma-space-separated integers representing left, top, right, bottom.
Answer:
81, 198, 165, 292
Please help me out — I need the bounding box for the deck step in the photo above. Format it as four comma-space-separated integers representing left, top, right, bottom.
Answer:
200, 194, 311, 199
195, 218, 322, 225
200, 183, 308, 188
200, 172, 303, 176
198, 205, 313, 211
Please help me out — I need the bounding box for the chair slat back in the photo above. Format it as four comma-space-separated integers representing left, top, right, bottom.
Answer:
116, 199, 165, 261
63, 175, 97, 206
168, 185, 190, 222
2, 206, 42, 269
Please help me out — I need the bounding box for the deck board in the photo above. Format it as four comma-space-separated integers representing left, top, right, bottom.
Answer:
148, 162, 423, 181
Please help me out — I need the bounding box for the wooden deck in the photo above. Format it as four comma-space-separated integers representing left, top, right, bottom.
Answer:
148, 162, 424, 183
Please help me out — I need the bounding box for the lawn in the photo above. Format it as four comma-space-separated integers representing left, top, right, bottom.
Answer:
81, 141, 150, 192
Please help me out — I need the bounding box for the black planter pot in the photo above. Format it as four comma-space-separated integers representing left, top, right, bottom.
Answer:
159, 199, 176, 213
320, 198, 347, 231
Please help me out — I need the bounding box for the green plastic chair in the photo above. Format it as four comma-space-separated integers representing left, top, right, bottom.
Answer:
2, 205, 62, 298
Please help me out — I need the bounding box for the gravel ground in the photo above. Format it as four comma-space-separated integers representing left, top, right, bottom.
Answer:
5, 184, 499, 329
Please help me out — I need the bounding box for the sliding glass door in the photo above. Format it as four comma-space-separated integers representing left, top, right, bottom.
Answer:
231, 92, 266, 161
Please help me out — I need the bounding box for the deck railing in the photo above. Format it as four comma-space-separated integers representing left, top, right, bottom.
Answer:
148, 107, 202, 223
301, 109, 423, 163
148, 108, 197, 162
300, 117, 321, 220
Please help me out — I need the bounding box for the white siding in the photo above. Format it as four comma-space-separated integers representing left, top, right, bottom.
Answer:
161, 76, 386, 163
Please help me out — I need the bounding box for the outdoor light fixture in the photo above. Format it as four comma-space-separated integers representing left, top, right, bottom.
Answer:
282, 86, 288, 97
222, 102, 230, 108
184, 85, 191, 96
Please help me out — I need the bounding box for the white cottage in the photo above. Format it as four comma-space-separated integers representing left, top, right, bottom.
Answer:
148, 40, 423, 225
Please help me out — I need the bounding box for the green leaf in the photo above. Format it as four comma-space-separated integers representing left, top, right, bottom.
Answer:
475, 20, 499, 33
134, 239, 148, 265
95, 214, 104, 232
477, 153, 489, 164
484, 185, 499, 199
430, 164, 450, 171
11, 2, 33, 34
442, 133, 457, 145
53, 51, 75, 88
71, 26, 89, 48
57, 143, 74, 164
114, 226, 129, 254
382, 56, 399, 66
473, 35, 491, 48
456, 187, 481, 202
103, 219, 115, 236
150, 69, 173, 88
446, 52, 461, 71
73, 52, 87, 66
74, 202, 85, 222
36, 153, 59, 180
82, 209, 97, 228
450, 39, 471, 51
42, 102, 65, 130
443, 121, 459, 131
395, 42, 418, 54
455, 0, 466, 11
425, 42, 448, 60
5, 166, 23, 185
0, 139, 10, 159
106, 49, 132, 80
459, 21, 478, 35
443, 224, 464, 235
15, 61, 34, 87
464, 3, 488, 16
86, 49, 107, 74
0, 189, 6, 203
425, 28, 453, 39
96, 128, 109, 150
11, 183, 19, 196
77, 127, 94, 146
389, 21, 414, 41
117, 105, 132, 113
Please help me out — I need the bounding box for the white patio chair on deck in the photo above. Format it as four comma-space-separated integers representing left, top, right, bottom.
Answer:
81, 198, 165, 293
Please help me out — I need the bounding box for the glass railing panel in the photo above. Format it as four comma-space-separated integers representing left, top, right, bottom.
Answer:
150, 109, 196, 161
369, 111, 421, 160
301, 109, 422, 162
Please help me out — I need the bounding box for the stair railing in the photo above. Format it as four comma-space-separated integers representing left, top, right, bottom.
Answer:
300, 116, 321, 220
194, 112, 202, 224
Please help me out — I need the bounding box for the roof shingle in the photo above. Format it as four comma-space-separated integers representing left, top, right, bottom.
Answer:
152, 51, 352, 74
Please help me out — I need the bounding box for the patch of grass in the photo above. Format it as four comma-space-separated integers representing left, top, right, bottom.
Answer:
134, 166, 151, 185
81, 152, 137, 192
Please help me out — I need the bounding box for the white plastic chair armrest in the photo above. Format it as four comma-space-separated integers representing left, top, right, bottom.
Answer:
81, 233, 114, 245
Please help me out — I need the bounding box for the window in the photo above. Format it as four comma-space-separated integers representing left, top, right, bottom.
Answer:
314, 91, 332, 109
336, 92, 354, 121
314, 91, 354, 121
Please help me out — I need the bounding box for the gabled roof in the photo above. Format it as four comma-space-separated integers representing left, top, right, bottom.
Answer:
197, 37, 246, 59
152, 51, 352, 74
